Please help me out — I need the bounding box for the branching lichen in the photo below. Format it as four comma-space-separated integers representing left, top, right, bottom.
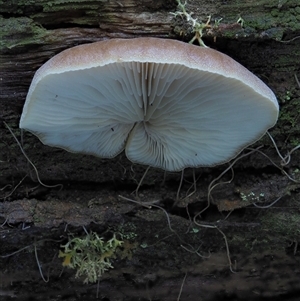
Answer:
59, 232, 123, 283
171, 0, 211, 47
240, 191, 265, 203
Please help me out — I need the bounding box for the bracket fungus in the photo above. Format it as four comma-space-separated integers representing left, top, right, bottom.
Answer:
20, 38, 279, 172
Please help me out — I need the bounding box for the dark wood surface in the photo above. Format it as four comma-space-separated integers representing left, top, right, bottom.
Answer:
1, 1, 300, 300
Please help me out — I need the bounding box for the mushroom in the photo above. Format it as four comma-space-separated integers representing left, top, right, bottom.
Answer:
20, 38, 279, 172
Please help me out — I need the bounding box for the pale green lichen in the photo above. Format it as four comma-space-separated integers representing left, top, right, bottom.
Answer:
240, 191, 265, 203
59, 232, 123, 283
115, 223, 138, 240
171, 0, 212, 47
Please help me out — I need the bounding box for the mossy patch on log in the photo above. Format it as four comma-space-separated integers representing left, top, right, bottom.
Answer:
0, 17, 49, 51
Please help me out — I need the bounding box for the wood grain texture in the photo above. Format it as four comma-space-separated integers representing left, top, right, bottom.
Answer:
0, 2, 300, 300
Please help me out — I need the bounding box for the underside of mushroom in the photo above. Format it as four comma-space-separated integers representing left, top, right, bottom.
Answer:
20, 38, 279, 172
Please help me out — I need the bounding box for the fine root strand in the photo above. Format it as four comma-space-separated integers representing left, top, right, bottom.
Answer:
177, 272, 188, 301
4, 122, 63, 191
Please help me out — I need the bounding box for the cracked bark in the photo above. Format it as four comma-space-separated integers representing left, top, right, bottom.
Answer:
1, 0, 300, 300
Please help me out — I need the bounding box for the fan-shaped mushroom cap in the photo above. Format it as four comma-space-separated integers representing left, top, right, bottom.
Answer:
20, 38, 279, 172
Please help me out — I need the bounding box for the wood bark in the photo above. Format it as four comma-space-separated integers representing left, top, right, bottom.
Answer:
1, 0, 300, 300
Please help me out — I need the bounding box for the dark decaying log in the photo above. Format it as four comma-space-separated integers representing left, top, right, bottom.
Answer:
1, 1, 300, 300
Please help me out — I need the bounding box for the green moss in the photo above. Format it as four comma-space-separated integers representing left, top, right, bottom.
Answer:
262, 211, 300, 243
278, 92, 300, 147
279, 95, 300, 124
171, 0, 300, 42
1, 1, 104, 29
230, 233, 273, 251
232, 3, 300, 37
43, 1, 100, 13
289, 137, 300, 147
0, 17, 48, 50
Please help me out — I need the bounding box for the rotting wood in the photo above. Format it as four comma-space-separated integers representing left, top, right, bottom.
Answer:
1, 0, 300, 104
0, 2, 300, 299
